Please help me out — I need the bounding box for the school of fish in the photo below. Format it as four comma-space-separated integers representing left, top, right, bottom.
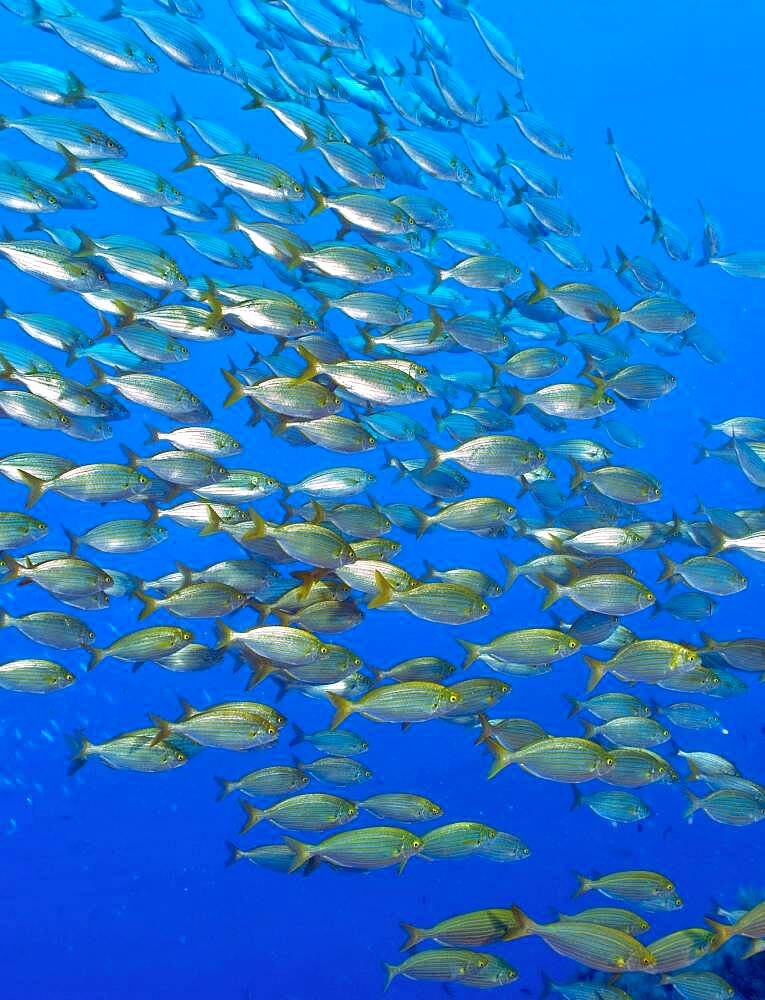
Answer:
0, 0, 762, 995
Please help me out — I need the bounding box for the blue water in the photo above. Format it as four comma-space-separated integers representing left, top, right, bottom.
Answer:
1, 1, 764, 998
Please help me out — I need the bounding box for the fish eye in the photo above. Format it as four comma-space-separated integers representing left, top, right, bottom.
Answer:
605, 395, 615, 404
48, 194, 57, 205
605, 757, 614, 766
353, 657, 361, 667
293, 182, 302, 193
416, 383, 426, 393
568, 639, 578, 648
171, 187, 181, 197
146, 53, 155, 63
183, 631, 193, 640
138, 474, 149, 485
175, 751, 185, 761
59, 414, 69, 425
480, 603, 489, 612
97, 271, 106, 281
448, 693, 459, 703
106, 138, 116, 148
103, 575, 113, 586
641, 957, 652, 966
646, 591, 655, 601
536, 450, 544, 460
412, 840, 422, 849
319, 645, 329, 655
384, 264, 392, 273
653, 487, 661, 495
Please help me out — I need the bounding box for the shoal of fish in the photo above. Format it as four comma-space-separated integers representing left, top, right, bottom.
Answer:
0, 0, 762, 995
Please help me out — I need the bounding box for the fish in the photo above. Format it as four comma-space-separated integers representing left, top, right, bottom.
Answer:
382, 948, 491, 991
0, 659, 76, 694
239, 793, 358, 833
284, 826, 421, 875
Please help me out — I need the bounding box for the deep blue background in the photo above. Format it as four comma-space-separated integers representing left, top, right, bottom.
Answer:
0, 1, 764, 998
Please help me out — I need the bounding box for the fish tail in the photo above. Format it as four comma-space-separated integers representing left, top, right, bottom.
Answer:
221, 367, 244, 408
605, 126, 614, 146
0, 606, 8, 628
382, 962, 399, 993
63, 527, 78, 556
160, 212, 178, 237
326, 692, 354, 731
243, 508, 266, 541
583, 655, 607, 693
369, 111, 389, 146
692, 442, 708, 464
503, 904, 535, 940
742, 940, 762, 960
569, 459, 585, 491
307, 185, 327, 217
66, 729, 91, 775
294, 345, 319, 384
704, 527, 725, 557
683, 789, 702, 819
494, 143, 508, 169
614, 244, 630, 272
283, 835, 312, 874
101, 0, 123, 20
705, 917, 736, 950
657, 551, 676, 583
215, 620, 235, 648
538, 574, 560, 611
540, 971, 556, 998
485, 735, 513, 780
368, 570, 394, 610
563, 694, 581, 719
143, 423, 160, 446
71, 227, 97, 258
698, 631, 715, 651
474, 712, 493, 746
239, 801, 264, 834
135, 590, 157, 622
600, 303, 621, 332
526, 270, 548, 304
505, 384, 525, 415
54, 143, 79, 181
214, 777, 232, 801
198, 504, 222, 538
398, 923, 424, 952
419, 439, 443, 477
174, 136, 199, 172
570, 787, 583, 811
241, 84, 265, 111
413, 508, 430, 539
579, 720, 596, 739
17, 471, 45, 509
698, 417, 714, 437
494, 90, 511, 120
147, 714, 171, 746
224, 841, 243, 867
289, 722, 306, 747
572, 871, 592, 898
296, 125, 318, 152
86, 647, 105, 672
456, 639, 481, 670
221, 206, 239, 234
499, 555, 517, 591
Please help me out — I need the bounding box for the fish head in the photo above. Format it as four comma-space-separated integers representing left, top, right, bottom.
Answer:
596, 753, 616, 777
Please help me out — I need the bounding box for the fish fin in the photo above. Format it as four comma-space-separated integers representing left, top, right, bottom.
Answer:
382, 962, 399, 993
293, 345, 319, 385
563, 694, 581, 719
599, 304, 621, 332
215, 620, 235, 648
198, 504, 221, 538
582, 655, 607, 693
65, 729, 90, 775
224, 841, 243, 867
214, 777, 232, 801
326, 692, 354, 731
657, 551, 676, 583
527, 271, 548, 305
62, 527, 78, 556
474, 713, 493, 746
569, 459, 585, 492
538, 574, 561, 611
484, 735, 512, 780
413, 508, 430, 539
86, 647, 105, 672
54, 143, 79, 181
173, 135, 199, 172
283, 835, 311, 874
368, 570, 394, 610
503, 904, 534, 941
289, 722, 306, 748
241, 84, 264, 111
147, 714, 171, 746
369, 111, 389, 146
176, 697, 196, 721
134, 590, 158, 622
307, 185, 326, 217
705, 917, 735, 949
683, 789, 702, 820
419, 439, 442, 477
456, 638, 481, 670
499, 555, 517, 592
17, 471, 45, 509
143, 423, 160, 446
221, 368, 244, 408
239, 800, 263, 834
571, 871, 592, 898
579, 720, 596, 740
398, 922, 424, 952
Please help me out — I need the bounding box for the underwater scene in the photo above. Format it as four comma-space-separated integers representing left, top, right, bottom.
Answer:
0, 0, 764, 997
